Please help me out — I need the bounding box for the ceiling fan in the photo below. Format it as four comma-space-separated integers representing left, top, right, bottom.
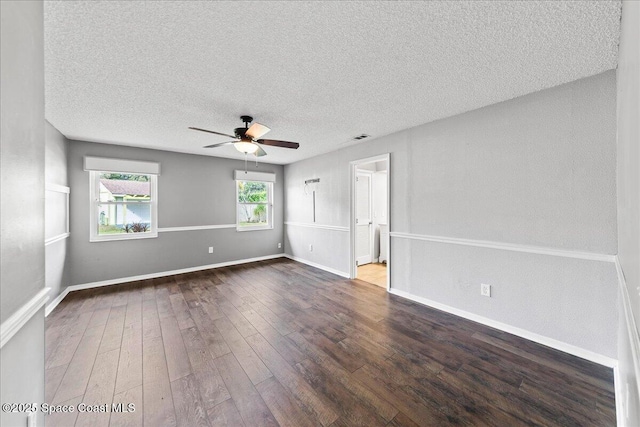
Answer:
189, 116, 300, 157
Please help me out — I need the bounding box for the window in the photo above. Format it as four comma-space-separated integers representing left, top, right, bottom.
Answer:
237, 180, 273, 231
89, 171, 158, 241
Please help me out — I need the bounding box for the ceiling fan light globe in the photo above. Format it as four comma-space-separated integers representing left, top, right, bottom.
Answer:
234, 141, 259, 154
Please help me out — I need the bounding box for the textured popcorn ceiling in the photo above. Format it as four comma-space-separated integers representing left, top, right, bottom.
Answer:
44, 1, 621, 165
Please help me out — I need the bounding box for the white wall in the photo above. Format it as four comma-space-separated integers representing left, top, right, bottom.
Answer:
616, 1, 640, 424
284, 71, 618, 360
0, 1, 46, 426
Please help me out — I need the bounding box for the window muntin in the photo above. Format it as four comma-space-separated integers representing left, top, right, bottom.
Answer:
90, 171, 158, 241
237, 180, 273, 230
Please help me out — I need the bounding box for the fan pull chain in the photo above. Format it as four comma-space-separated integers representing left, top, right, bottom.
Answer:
244, 153, 248, 174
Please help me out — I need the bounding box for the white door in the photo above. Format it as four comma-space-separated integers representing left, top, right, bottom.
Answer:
356, 172, 372, 266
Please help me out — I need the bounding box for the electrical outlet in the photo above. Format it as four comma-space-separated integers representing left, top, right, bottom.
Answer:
278, 243, 282, 249
208, 247, 213, 254
309, 244, 313, 252
481, 283, 491, 297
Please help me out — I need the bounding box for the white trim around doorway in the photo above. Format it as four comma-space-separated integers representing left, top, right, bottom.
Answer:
349, 153, 390, 291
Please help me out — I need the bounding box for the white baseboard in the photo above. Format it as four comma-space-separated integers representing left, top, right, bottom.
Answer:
614, 256, 640, 427
388, 287, 617, 368
614, 366, 625, 427
283, 254, 350, 278
1, 288, 50, 348
45, 288, 70, 317
45, 253, 286, 316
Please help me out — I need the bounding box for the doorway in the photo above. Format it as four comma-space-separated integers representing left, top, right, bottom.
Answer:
350, 154, 390, 290
356, 169, 373, 266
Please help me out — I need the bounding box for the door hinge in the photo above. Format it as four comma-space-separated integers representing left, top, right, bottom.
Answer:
356, 260, 359, 266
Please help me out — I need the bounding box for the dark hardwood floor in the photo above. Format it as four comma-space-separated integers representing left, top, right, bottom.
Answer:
45, 258, 616, 426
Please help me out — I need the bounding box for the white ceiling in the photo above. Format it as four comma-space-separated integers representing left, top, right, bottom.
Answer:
44, 1, 621, 165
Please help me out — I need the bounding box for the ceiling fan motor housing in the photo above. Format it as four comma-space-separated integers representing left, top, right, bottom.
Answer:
234, 127, 248, 139
235, 116, 254, 140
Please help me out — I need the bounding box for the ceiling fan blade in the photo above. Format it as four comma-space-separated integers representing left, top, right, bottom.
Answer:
246, 123, 270, 140
203, 141, 235, 148
256, 139, 300, 149
254, 144, 267, 157
189, 127, 237, 139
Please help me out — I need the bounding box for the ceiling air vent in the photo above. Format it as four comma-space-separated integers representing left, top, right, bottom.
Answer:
352, 134, 370, 141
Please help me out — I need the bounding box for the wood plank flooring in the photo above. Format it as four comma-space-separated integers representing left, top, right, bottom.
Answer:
45, 258, 615, 426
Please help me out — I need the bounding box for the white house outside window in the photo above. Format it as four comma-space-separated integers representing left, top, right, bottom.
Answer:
85, 157, 159, 242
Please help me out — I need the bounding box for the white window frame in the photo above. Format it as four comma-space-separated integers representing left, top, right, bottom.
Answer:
89, 171, 158, 242
236, 179, 274, 232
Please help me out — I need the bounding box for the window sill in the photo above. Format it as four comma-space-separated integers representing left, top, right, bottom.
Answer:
236, 226, 273, 232
90, 232, 158, 243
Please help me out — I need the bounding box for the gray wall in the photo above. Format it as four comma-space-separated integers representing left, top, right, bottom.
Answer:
45, 121, 70, 302
616, 1, 640, 423
67, 140, 284, 286
45, 121, 69, 186
284, 71, 619, 358
0, 1, 46, 426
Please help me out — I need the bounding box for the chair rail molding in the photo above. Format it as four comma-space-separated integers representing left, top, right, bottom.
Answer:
45, 182, 70, 194
284, 221, 349, 232
158, 224, 236, 233
390, 231, 616, 263
45, 232, 70, 246
1, 288, 50, 348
